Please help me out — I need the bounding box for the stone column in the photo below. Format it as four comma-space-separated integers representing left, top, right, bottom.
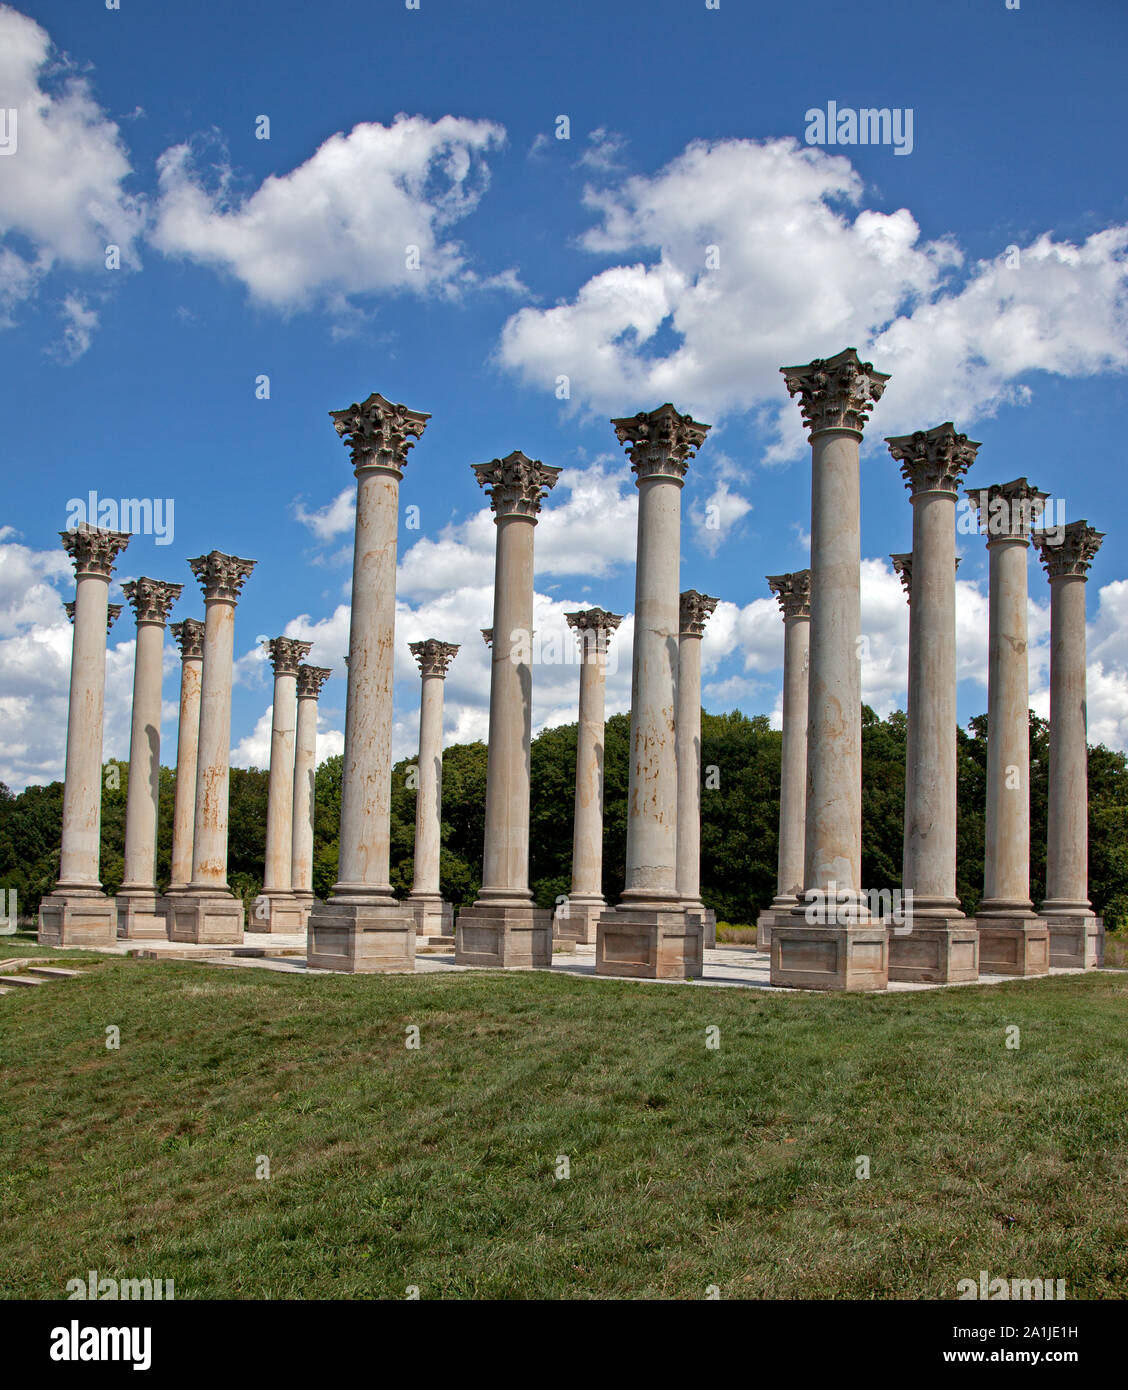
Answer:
291, 664, 332, 924
676, 590, 719, 948
116, 578, 183, 939
456, 451, 561, 969
252, 637, 313, 933
166, 619, 204, 895
757, 570, 811, 952
884, 424, 981, 983
1032, 520, 1105, 968
66, 601, 123, 632
38, 524, 130, 946
555, 607, 622, 945
168, 550, 256, 944
406, 638, 460, 938
771, 348, 891, 992
307, 393, 429, 973
595, 403, 710, 981
968, 478, 1050, 976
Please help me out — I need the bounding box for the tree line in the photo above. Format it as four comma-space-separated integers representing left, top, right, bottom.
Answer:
3, 708, 1127, 929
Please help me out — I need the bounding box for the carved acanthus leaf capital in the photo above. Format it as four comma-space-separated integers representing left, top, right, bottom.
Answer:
473, 450, 561, 519
610, 402, 710, 482
890, 554, 913, 602
565, 606, 623, 656
766, 570, 811, 621
410, 638, 460, 678
188, 551, 257, 602
122, 578, 183, 626
886, 421, 981, 495
481, 628, 493, 649
1032, 519, 1104, 579
170, 618, 205, 660
265, 636, 313, 677
679, 589, 719, 637
330, 391, 430, 473
65, 600, 123, 633
780, 347, 890, 437
60, 523, 130, 579
297, 664, 333, 699
965, 478, 1049, 543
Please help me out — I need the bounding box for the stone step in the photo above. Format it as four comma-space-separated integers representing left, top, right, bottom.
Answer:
0, 974, 47, 988
27, 966, 85, 979
418, 935, 455, 950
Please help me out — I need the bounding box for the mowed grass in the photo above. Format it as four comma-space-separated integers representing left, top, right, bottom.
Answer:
2, 954, 1127, 1300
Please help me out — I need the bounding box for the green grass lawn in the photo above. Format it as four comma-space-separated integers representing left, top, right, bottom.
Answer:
2, 952, 1127, 1300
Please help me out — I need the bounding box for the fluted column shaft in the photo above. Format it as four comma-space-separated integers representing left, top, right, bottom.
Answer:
413, 671, 446, 897
168, 624, 203, 891
572, 651, 607, 900
675, 631, 703, 901
292, 693, 319, 899
263, 639, 312, 896
120, 619, 168, 890
58, 558, 118, 889
190, 599, 236, 889
1044, 576, 1090, 911
777, 610, 810, 905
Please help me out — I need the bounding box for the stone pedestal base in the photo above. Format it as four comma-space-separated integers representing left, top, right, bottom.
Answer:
976, 916, 1050, 976
769, 918, 889, 991
38, 892, 117, 946
887, 919, 979, 984
247, 894, 308, 934
167, 892, 245, 945
455, 902, 553, 969
1044, 914, 1104, 969
595, 904, 703, 980
553, 898, 604, 945
116, 891, 170, 940
306, 899, 416, 973
407, 895, 454, 938
756, 902, 798, 954
702, 908, 717, 949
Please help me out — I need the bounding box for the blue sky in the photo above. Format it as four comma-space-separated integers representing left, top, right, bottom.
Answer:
3, 0, 1128, 790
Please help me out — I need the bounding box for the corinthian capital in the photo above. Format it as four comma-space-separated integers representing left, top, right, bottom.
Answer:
171, 618, 205, 660
122, 577, 183, 626
890, 553, 913, 602
330, 391, 430, 473
473, 450, 561, 519
780, 347, 890, 437
611, 403, 710, 482
60, 523, 130, 579
65, 600, 123, 633
187, 550, 257, 602
1032, 520, 1104, 579
410, 638, 460, 678
481, 628, 493, 649
766, 570, 811, 621
966, 478, 1049, 543
297, 664, 333, 699
566, 606, 623, 657
265, 636, 313, 677
886, 421, 981, 496
679, 589, 719, 637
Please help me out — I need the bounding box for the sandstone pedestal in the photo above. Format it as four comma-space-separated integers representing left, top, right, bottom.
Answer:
977, 917, 1051, 976
306, 900, 417, 973
116, 892, 171, 941
168, 893, 245, 945
37, 893, 117, 947
1046, 914, 1104, 969
702, 908, 717, 949
888, 920, 979, 984
455, 903, 552, 969
409, 894, 453, 937
770, 914, 888, 992
554, 898, 603, 945
595, 904, 703, 981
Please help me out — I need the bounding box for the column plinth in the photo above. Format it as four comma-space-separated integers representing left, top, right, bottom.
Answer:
969, 479, 1050, 975
884, 424, 981, 982
307, 392, 429, 972
757, 571, 811, 952
166, 620, 205, 897
291, 664, 332, 927
168, 550, 256, 945
769, 349, 891, 991
252, 636, 312, 933
38, 525, 130, 946
676, 591, 718, 948
456, 451, 560, 968
1033, 520, 1105, 968
405, 639, 460, 938
555, 608, 622, 945
594, 403, 710, 980
117, 578, 183, 939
